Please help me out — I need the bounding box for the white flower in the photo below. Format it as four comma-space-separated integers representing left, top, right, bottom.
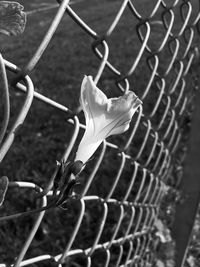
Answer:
75, 75, 142, 164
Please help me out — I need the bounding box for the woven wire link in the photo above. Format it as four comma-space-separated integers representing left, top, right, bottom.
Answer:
0, 0, 200, 266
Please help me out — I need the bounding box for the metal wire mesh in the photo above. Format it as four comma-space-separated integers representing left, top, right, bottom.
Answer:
0, 0, 200, 266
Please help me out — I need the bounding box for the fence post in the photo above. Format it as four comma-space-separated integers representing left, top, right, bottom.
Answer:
172, 89, 200, 267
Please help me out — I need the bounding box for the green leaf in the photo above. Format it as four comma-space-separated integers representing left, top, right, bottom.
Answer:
0, 1, 26, 36
0, 176, 8, 206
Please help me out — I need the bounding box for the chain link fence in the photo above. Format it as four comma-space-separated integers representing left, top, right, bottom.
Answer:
0, 0, 200, 266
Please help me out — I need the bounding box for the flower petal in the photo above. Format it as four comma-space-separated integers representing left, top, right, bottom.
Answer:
106, 91, 142, 117
80, 76, 107, 125
75, 138, 102, 164
97, 92, 142, 138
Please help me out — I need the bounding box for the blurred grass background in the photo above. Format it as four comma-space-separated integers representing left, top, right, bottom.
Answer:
0, 0, 200, 266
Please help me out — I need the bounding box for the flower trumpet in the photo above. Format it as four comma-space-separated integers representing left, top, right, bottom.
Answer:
75, 76, 142, 164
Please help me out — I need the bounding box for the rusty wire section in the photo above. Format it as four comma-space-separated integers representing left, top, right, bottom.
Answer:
0, 0, 200, 266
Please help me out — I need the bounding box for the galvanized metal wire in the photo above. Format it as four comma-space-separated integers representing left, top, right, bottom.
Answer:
0, 0, 200, 266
